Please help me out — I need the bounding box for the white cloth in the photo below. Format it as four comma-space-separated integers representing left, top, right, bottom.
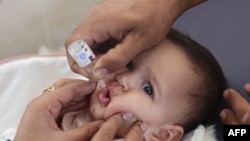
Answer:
0, 128, 16, 141
182, 125, 217, 141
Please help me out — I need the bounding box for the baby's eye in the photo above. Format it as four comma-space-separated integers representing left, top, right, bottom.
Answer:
126, 61, 134, 70
142, 82, 154, 97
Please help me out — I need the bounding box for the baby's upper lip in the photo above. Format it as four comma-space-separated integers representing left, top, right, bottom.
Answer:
107, 86, 114, 98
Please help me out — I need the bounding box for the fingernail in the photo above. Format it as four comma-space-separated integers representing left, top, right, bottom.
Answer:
94, 68, 109, 80
140, 122, 148, 132
122, 112, 133, 120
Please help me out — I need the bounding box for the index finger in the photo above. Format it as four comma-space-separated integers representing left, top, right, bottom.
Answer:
93, 33, 149, 79
125, 121, 144, 141
92, 114, 125, 141
44, 81, 96, 119
224, 89, 249, 119
51, 81, 96, 107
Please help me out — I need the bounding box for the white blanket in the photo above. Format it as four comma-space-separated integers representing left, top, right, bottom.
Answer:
0, 54, 217, 141
0, 55, 83, 133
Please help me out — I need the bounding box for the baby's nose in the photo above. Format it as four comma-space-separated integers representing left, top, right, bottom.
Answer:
115, 73, 129, 91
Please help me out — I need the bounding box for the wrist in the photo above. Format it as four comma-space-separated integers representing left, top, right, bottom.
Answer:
154, 0, 206, 27
167, 0, 207, 10
160, 0, 207, 15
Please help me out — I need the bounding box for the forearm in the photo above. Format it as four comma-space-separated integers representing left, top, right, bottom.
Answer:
154, 0, 207, 27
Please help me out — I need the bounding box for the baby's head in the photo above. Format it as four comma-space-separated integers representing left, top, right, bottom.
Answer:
89, 29, 227, 140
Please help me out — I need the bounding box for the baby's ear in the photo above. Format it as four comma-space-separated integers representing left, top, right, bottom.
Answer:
152, 125, 184, 141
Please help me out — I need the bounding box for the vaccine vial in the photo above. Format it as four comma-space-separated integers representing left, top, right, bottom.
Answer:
68, 40, 106, 88
68, 40, 96, 68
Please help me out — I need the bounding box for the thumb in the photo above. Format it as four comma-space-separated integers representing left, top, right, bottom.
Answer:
125, 121, 145, 141
65, 120, 103, 141
93, 33, 150, 79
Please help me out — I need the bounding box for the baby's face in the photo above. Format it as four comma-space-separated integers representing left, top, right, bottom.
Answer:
89, 40, 199, 138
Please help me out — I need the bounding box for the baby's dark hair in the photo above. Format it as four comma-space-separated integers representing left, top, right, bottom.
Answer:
166, 28, 227, 133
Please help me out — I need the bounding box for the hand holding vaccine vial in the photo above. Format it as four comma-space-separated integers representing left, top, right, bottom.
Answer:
68, 40, 106, 88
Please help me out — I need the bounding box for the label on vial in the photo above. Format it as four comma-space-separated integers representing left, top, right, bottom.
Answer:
68, 40, 96, 67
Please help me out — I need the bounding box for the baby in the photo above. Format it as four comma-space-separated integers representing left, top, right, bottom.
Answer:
61, 28, 227, 141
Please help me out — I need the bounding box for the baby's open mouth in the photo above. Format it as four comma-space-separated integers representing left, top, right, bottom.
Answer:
98, 88, 111, 106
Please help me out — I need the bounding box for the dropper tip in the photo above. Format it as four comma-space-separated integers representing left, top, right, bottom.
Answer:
99, 79, 106, 88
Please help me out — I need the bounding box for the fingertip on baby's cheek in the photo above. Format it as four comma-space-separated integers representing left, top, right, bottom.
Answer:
122, 112, 134, 121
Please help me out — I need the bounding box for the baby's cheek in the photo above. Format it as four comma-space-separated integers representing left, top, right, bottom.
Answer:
103, 105, 121, 119
89, 103, 105, 120
104, 94, 144, 119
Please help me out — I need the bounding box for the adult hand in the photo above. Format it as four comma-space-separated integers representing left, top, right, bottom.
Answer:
14, 78, 144, 141
65, 0, 206, 79
92, 114, 144, 141
14, 79, 103, 141
220, 83, 250, 124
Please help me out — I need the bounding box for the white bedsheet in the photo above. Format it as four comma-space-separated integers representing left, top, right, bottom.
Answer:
0, 55, 83, 133
0, 55, 217, 141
